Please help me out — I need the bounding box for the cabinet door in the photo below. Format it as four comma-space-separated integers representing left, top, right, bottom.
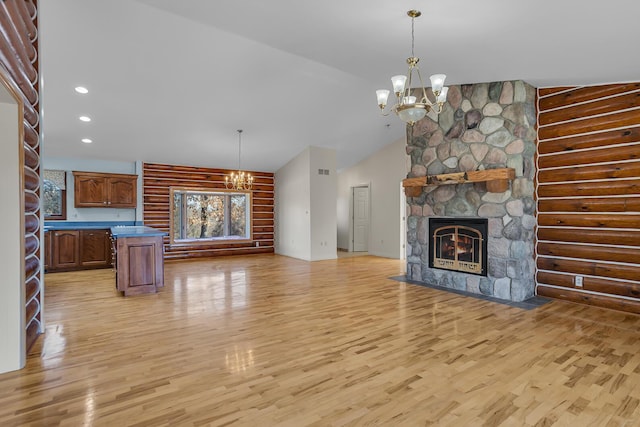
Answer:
80, 229, 111, 267
108, 176, 137, 207
74, 174, 108, 207
53, 230, 80, 269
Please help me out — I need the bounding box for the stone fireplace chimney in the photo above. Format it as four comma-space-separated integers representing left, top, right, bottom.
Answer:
405, 81, 537, 302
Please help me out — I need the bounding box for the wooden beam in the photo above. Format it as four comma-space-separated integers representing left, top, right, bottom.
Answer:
402, 168, 515, 196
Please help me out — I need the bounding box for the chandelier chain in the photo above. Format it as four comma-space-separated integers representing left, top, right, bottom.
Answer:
237, 129, 242, 170
411, 15, 415, 58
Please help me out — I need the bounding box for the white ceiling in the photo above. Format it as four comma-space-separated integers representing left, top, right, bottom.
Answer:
38, 0, 640, 172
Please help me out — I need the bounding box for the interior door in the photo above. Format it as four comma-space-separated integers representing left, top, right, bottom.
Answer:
353, 186, 369, 252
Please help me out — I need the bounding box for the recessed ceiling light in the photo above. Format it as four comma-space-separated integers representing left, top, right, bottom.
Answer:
75, 86, 88, 94
79, 116, 91, 122
81, 138, 92, 143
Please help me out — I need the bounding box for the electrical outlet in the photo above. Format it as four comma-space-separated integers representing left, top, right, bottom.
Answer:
575, 275, 584, 287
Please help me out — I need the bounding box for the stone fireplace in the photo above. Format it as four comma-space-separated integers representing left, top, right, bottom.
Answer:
405, 80, 536, 302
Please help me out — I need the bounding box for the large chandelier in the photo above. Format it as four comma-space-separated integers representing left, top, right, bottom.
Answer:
376, 10, 448, 126
225, 129, 253, 191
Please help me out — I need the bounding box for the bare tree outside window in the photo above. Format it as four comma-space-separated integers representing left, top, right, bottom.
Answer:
171, 189, 250, 243
43, 179, 66, 220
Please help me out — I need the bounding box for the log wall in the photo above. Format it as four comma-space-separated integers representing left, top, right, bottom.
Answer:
536, 83, 640, 313
0, 0, 41, 351
143, 163, 274, 260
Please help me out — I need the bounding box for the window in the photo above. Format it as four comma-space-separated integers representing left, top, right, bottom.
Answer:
42, 170, 67, 220
171, 188, 251, 243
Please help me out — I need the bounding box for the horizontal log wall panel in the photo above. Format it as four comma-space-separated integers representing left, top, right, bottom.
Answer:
537, 227, 640, 246
537, 179, 640, 197
536, 83, 640, 313
539, 83, 640, 111
143, 178, 274, 191
539, 109, 640, 141
538, 86, 576, 98
537, 242, 640, 264
538, 143, 640, 169
143, 162, 275, 261
536, 285, 640, 314
538, 126, 640, 154
539, 90, 640, 126
537, 257, 639, 282
537, 197, 640, 213
164, 246, 273, 260
538, 213, 640, 229
538, 161, 640, 183
537, 271, 640, 299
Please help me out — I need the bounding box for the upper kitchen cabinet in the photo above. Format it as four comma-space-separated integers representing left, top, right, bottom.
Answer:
73, 171, 138, 208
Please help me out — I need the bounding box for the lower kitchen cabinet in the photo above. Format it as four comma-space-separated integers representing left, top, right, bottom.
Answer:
52, 230, 80, 270
114, 234, 164, 296
46, 228, 112, 272
80, 229, 111, 268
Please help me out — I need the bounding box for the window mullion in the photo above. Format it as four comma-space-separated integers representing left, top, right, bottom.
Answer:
223, 195, 231, 237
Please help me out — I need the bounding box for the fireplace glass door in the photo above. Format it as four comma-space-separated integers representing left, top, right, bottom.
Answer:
429, 218, 488, 276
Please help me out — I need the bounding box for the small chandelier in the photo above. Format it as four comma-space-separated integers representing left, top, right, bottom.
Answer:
376, 10, 448, 126
225, 129, 253, 191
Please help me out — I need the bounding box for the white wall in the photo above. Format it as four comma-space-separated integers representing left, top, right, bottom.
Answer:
274, 148, 311, 260
337, 137, 407, 259
275, 146, 338, 261
42, 156, 139, 222
0, 92, 25, 373
309, 147, 337, 261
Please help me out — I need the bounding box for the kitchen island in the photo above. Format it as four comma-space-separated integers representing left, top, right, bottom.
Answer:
110, 226, 167, 296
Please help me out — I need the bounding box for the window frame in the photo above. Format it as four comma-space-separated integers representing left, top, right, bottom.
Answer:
169, 187, 252, 245
42, 174, 67, 221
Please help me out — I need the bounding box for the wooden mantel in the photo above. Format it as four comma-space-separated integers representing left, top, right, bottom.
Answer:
403, 168, 516, 196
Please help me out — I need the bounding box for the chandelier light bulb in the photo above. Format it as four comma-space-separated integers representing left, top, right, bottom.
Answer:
391, 75, 407, 95
437, 87, 449, 104
376, 89, 390, 108
430, 74, 447, 94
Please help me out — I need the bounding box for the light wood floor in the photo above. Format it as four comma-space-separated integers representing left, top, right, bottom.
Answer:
1, 254, 639, 426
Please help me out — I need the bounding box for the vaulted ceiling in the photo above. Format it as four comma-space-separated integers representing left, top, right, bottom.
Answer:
39, 0, 640, 172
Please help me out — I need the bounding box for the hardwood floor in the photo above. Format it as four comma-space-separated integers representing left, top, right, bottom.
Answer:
1, 254, 639, 426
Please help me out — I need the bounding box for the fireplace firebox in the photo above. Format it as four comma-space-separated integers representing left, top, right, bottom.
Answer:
429, 218, 488, 276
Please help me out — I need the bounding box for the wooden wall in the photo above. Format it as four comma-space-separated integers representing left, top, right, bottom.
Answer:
536, 83, 640, 314
143, 163, 274, 260
0, 0, 41, 351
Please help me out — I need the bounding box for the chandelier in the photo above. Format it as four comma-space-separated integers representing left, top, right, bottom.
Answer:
376, 10, 448, 126
225, 129, 253, 191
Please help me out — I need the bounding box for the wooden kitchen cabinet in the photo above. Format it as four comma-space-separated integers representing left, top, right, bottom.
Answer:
52, 230, 80, 270
80, 229, 112, 268
114, 234, 165, 296
46, 228, 112, 272
73, 171, 137, 208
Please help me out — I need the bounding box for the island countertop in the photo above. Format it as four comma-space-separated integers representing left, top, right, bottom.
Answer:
110, 226, 168, 238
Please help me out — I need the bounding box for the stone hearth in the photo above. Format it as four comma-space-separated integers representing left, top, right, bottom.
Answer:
405, 80, 536, 302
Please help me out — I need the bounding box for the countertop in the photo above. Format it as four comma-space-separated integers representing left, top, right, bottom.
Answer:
110, 226, 168, 238
44, 221, 139, 231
